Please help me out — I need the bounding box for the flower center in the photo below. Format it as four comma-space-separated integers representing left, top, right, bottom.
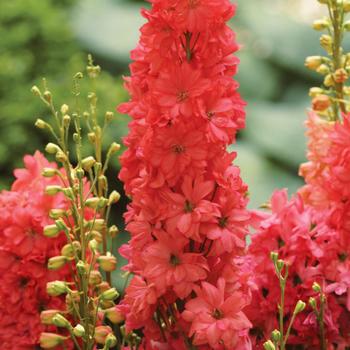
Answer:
177, 90, 189, 102
207, 111, 215, 119
218, 217, 228, 228
170, 254, 180, 266
172, 144, 185, 154
184, 200, 194, 213
212, 308, 223, 319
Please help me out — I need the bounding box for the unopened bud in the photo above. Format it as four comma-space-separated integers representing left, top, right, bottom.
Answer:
100, 288, 119, 301
63, 114, 71, 127
92, 218, 105, 231
73, 324, 85, 337
47, 281, 68, 296
90, 230, 103, 242
31, 85, 41, 96
55, 218, 68, 232
294, 300, 306, 314
61, 104, 69, 114
312, 94, 331, 111
43, 91, 52, 103
309, 297, 317, 309
35, 118, 48, 129
94, 326, 113, 344
324, 74, 335, 87
109, 142, 121, 154
104, 306, 124, 324
48, 256, 67, 270
105, 111, 114, 122
108, 191, 121, 205
82, 156, 96, 171
309, 87, 324, 97
89, 239, 99, 252
86, 197, 107, 209
334, 68, 348, 83
276, 259, 284, 271
105, 333, 117, 348
313, 19, 329, 31
56, 151, 67, 163
42, 168, 57, 178
270, 251, 278, 263
63, 187, 74, 200
98, 175, 107, 191
52, 314, 71, 329
263, 340, 275, 350
108, 225, 119, 238
305, 56, 323, 70
45, 143, 60, 154
61, 241, 81, 259
40, 333, 68, 349
40, 310, 60, 325
43, 224, 60, 238
312, 282, 322, 293
89, 270, 103, 285
77, 260, 87, 274
271, 329, 281, 343
316, 64, 330, 75
320, 34, 332, 52
98, 253, 117, 272
45, 185, 62, 196
88, 132, 96, 143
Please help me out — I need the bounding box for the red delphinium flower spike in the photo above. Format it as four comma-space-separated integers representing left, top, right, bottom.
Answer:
118, 0, 252, 348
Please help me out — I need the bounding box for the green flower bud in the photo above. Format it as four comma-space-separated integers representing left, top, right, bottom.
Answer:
100, 288, 119, 301
312, 19, 329, 31
31, 85, 41, 96
43, 91, 52, 103
47, 281, 68, 296
52, 314, 71, 329
108, 191, 121, 205
43, 224, 60, 238
40, 333, 68, 349
309, 297, 317, 309
73, 324, 85, 337
270, 251, 278, 263
98, 253, 117, 272
108, 225, 119, 238
271, 329, 281, 343
82, 156, 96, 171
60, 104, 69, 114
263, 340, 275, 350
294, 300, 306, 314
45, 185, 62, 196
105, 333, 117, 348
35, 119, 48, 129
105, 111, 114, 122
312, 282, 322, 293
48, 256, 67, 270
45, 143, 60, 154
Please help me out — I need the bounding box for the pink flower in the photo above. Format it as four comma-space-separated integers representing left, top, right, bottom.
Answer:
183, 278, 251, 349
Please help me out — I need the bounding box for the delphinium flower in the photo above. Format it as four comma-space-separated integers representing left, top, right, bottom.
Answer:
0, 151, 71, 349
118, 0, 252, 348
247, 1, 350, 349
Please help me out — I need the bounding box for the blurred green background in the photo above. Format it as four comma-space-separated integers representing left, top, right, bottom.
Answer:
0, 0, 328, 208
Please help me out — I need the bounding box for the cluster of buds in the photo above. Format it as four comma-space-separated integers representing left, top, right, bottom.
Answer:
264, 253, 306, 350
305, 0, 350, 119
32, 56, 125, 350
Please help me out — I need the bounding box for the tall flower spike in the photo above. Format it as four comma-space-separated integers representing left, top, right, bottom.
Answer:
118, 0, 252, 348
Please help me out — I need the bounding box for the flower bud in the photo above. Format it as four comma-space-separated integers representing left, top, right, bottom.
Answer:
94, 326, 113, 344
55, 218, 68, 232
271, 329, 281, 343
294, 300, 306, 314
40, 310, 60, 325
108, 191, 121, 205
45, 143, 60, 154
63, 114, 71, 127
42, 168, 57, 178
105, 111, 114, 122
263, 340, 275, 350
47, 281, 68, 296
61, 104, 69, 114
82, 156, 96, 171
100, 288, 119, 301
320, 34, 332, 52
88, 132, 96, 143
98, 253, 117, 272
48, 256, 67, 270
312, 94, 331, 111
305, 56, 323, 70
89, 239, 99, 252
92, 218, 105, 231
108, 225, 119, 238
312, 19, 329, 31
334, 68, 348, 83
309, 297, 317, 309
89, 270, 103, 286
49, 208, 66, 220
105, 333, 117, 348
104, 306, 124, 324
77, 260, 87, 274
43, 224, 60, 238
324, 74, 334, 87
108, 142, 121, 154
35, 118, 48, 129
61, 241, 81, 259
56, 151, 67, 163
31, 85, 41, 96
40, 333, 68, 349
270, 251, 278, 263
63, 187, 75, 200
316, 64, 330, 75
52, 314, 72, 329
98, 175, 107, 191
276, 259, 284, 272
312, 282, 322, 293
309, 87, 324, 97
90, 230, 103, 242
73, 324, 85, 337
43, 91, 52, 103
45, 185, 62, 196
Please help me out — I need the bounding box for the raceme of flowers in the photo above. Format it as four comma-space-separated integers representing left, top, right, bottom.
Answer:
117, 0, 253, 348
0, 152, 71, 349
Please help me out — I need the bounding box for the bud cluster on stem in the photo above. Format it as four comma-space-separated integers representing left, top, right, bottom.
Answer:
32, 57, 127, 350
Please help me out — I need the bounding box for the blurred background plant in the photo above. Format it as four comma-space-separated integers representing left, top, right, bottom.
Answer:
1, 0, 343, 208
